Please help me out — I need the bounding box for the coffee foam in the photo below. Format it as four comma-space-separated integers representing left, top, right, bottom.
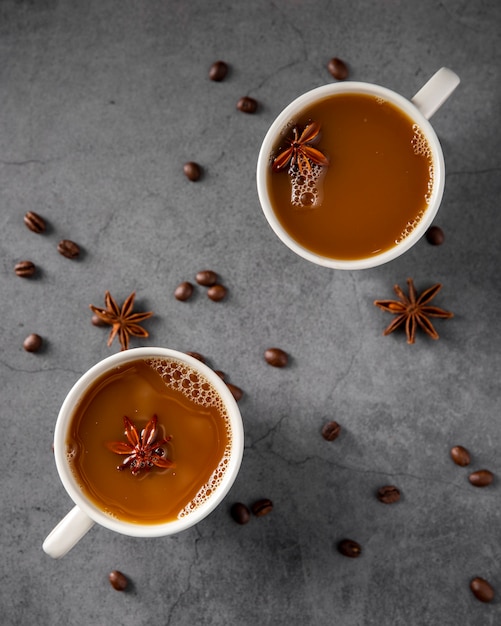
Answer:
146, 357, 232, 518
289, 163, 325, 208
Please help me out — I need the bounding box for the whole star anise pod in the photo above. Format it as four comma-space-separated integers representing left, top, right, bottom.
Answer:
107, 415, 174, 476
272, 121, 329, 175
89, 291, 153, 351
374, 278, 454, 344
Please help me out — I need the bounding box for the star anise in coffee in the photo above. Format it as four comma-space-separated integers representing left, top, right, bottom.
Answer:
374, 278, 454, 344
107, 415, 174, 476
272, 121, 329, 175
89, 291, 153, 351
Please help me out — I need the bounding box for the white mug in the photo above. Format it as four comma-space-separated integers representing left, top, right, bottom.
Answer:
256, 67, 460, 270
43, 348, 244, 558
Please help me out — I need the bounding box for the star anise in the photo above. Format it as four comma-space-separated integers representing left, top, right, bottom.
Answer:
272, 121, 329, 175
107, 415, 174, 476
374, 278, 454, 344
89, 291, 153, 351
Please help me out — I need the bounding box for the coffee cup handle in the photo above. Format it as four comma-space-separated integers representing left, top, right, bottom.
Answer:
411, 67, 460, 120
42, 506, 95, 558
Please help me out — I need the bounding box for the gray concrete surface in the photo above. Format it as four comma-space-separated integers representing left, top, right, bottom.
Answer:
1, 1, 501, 624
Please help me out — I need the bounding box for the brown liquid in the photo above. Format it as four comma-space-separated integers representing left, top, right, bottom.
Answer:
67, 358, 231, 525
267, 93, 433, 260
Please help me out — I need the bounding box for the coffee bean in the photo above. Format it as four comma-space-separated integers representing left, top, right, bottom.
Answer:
91, 314, 108, 327
237, 96, 258, 114
450, 445, 471, 467
470, 577, 495, 603
185, 351, 206, 363
264, 347, 288, 368
207, 284, 227, 301
377, 485, 401, 504
109, 570, 128, 591
23, 333, 42, 353
321, 421, 341, 441
174, 281, 194, 301
57, 239, 80, 259
14, 260, 36, 277
426, 225, 445, 246
196, 270, 218, 286
183, 161, 201, 181
230, 502, 250, 525
209, 60, 228, 82
327, 57, 349, 80
337, 539, 361, 558
226, 382, 243, 402
23, 211, 46, 234
468, 469, 494, 487
251, 498, 273, 517
214, 370, 226, 380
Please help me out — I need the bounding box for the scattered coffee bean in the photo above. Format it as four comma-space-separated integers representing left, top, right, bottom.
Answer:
251, 498, 273, 517
57, 239, 80, 259
470, 577, 494, 603
91, 314, 108, 327
264, 347, 288, 368
468, 469, 494, 487
14, 260, 36, 277
196, 270, 218, 286
109, 570, 128, 591
23, 333, 42, 353
337, 539, 361, 558
426, 225, 445, 246
207, 284, 227, 301
186, 351, 206, 363
377, 485, 401, 504
327, 57, 349, 80
209, 60, 228, 82
321, 420, 341, 441
237, 96, 258, 114
450, 445, 471, 467
174, 281, 194, 301
226, 382, 243, 402
23, 211, 46, 234
230, 502, 250, 525
183, 161, 201, 181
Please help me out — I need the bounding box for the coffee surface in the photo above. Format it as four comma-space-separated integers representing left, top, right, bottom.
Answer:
67, 358, 231, 524
267, 93, 433, 260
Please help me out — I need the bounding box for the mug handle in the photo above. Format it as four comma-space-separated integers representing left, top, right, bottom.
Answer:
43, 506, 95, 558
411, 67, 460, 120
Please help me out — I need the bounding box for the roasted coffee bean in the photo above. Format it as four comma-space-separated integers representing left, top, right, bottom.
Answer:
209, 60, 228, 82
230, 502, 250, 525
337, 539, 361, 558
327, 57, 349, 80
321, 420, 341, 441
24, 211, 46, 234
251, 498, 273, 517
450, 445, 471, 467
264, 347, 288, 368
23, 333, 42, 353
468, 469, 494, 487
426, 225, 445, 245
207, 284, 227, 301
237, 96, 258, 114
91, 314, 108, 327
470, 577, 495, 603
377, 485, 401, 504
196, 270, 218, 286
109, 570, 128, 591
174, 281, 194, 301
57, 239, 80, 259
14, 260, 36, 277
226, 382, 243, 402
185, 351, 206, 363
183, 161, 201, 181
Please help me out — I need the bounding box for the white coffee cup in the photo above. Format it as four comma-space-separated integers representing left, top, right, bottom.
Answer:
256, 67, 460, 270
43, 348, 244, 558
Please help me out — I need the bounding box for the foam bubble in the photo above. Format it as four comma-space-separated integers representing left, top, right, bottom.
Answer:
289, 162, 324, 208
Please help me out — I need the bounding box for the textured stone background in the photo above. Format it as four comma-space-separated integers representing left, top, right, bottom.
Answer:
1, 1, 500, 624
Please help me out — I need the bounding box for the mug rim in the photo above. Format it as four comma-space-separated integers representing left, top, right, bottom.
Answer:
53, 347, 244, 537
256, 81, 445, 270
